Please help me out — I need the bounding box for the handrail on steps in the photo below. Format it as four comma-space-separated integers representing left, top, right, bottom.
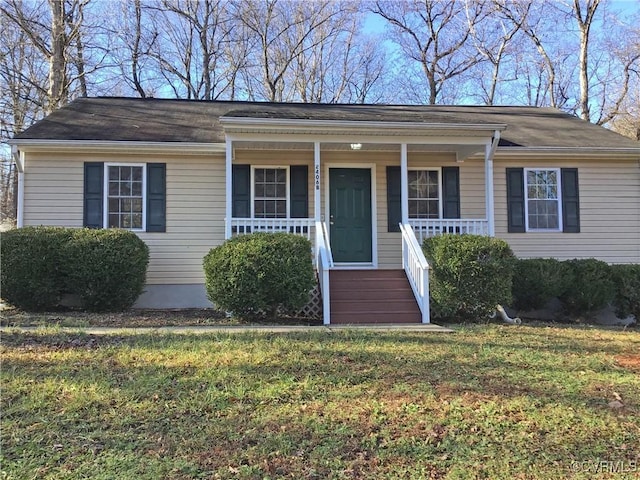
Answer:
315, 221, 333, 325
399, 223, 430, 324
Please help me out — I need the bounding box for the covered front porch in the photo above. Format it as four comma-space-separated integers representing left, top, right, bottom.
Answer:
220, 116, 505, 324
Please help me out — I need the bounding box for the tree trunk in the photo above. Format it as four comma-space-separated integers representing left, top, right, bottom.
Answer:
47, 0, 66, 112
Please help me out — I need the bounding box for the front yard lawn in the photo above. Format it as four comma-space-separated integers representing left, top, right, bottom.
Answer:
2, 325, 639, 479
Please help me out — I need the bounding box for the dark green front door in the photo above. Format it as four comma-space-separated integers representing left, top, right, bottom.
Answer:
329, 168, 372, 263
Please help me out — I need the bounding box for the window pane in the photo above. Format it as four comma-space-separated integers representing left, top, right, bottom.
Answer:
428, 201, 439, 218
120, 167, 131, 181
255, 169, 265, 182
266, 169, 275, 182
276, 183, 286, 198
120, 182, 131, 196
417, 200, 428, 217
122, 214, 132, 228
108, 214, 120, 228
132, 213, 142, 229
132, 198, 142, 213
109, 167, 119, 181
265, 184, 275, 197
265, 201, 276, 215
409, 201, 418, 217
121, 198, 131, 212
255, 201, 264, 216
276, 169, 286, 183
108, 198, 119, 213
132, 167, 142, 181
132, 182, 142, 196
255, 184, 265, 197
109, 182, 119, 196
276, 200, 286, 217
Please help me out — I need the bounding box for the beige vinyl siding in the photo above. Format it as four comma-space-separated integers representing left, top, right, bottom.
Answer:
23, 151, 226, 284
24, 156, 84, 226
494, 157, 640, 264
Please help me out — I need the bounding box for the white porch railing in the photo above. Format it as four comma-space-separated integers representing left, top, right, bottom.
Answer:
400, 223, 430, 324
409, 218, 489, 244
229, 217, 315, 240
315, 221, 333, 325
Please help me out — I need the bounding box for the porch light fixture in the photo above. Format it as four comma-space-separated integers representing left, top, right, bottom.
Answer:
350, 143, 362, 150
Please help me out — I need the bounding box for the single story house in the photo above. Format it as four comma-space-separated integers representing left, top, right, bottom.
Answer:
9, 98, 640, 324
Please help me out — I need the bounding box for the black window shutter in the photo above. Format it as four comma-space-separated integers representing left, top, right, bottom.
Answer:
232, 164, 250, 217
146, 163, 166, 232
561, 168, 580, 233
84, 162, 104, 228
387, 166, 401, 232
506, 168, 525, 233
442, 167, 460, 219
289, 165, 308, 218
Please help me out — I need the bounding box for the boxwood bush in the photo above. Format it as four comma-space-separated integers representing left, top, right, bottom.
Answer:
512, 258, 566, 311
203, 233, 315, 320
1, 227, 149, 312
559, 259, 615, 316
1, 227, 72, 310
611, 264, 640, 321
63, 229, 149, 311
423, 234, 515, 321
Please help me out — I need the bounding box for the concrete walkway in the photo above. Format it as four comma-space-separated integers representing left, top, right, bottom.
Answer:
1, 324, 454, 334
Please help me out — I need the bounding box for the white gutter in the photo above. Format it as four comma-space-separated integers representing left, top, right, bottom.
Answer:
220, 116, 508, 133
496, 146, 640, 156
7, 139, 226, 154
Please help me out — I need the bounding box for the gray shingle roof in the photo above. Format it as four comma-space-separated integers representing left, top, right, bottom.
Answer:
13, 97, 640, 149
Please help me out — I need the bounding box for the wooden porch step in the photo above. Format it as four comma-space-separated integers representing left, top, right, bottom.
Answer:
329, 269, 421, 324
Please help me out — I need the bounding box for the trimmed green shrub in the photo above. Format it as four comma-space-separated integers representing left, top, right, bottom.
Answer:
1, 227, 72, 310
203, 233, 315, 319
62, 229, 149, 311
512, 258, 565, 311
423, 234, 515, 321
611, 264, 640, 321
558, 259, 615, 316
0, 227, 149, 312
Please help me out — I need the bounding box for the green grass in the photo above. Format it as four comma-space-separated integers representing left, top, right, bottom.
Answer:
2, 325, 639, 479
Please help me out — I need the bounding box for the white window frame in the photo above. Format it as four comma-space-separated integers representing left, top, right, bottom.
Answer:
408, 168, 443, 219
104, 163, 147, 231
524, 167, 562, 232
250, 166, 290, 218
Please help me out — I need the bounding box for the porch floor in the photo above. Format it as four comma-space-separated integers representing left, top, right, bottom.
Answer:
329, 269, 422, 324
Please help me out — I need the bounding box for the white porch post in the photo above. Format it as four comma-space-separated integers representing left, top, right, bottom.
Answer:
400, 143, 409, 224
484, 130, 500, 237
314, 141, 321, 221
224, 137, 233, 239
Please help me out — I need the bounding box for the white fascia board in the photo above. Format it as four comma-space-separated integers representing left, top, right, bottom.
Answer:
8, 139, 226, 155
220, 116, 508, 133
225, 132, 494, 146
494, 146, 640, 159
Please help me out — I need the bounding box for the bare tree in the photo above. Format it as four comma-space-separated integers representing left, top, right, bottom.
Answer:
1, 0, 97, 112
468, 0, 528, 105
372, 0, 489, 104
235, 0, 351, 102
569, 0, 601, 121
